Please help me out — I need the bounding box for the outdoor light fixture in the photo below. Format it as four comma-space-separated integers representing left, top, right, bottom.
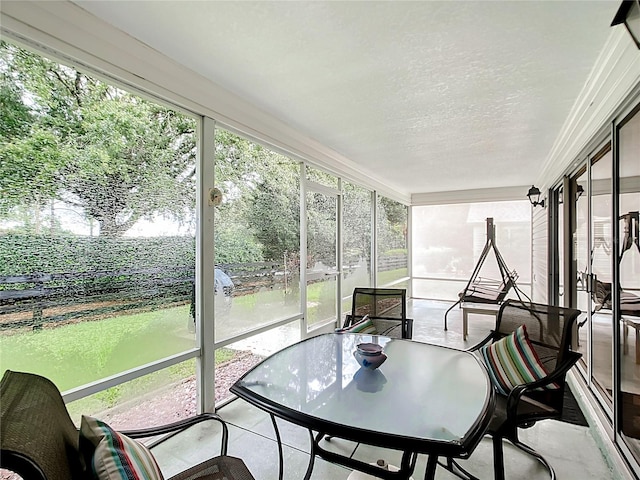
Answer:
612, 0, 640, 50
527, 185, 545, 208
576, 184, 585, 200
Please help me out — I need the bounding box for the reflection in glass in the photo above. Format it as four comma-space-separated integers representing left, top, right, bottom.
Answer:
353, 368, 387, 393
574, 169, 590, 372
618, 108, 640, 460
233, 334, 491, 442
591, 149, 613, 404
557, 186, 565, 305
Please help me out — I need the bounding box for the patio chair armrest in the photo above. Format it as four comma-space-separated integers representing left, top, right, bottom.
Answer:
466, 331, 497, 352
373, 317, 414, 339
120, 412, 230, 455
506, 351, 582, 417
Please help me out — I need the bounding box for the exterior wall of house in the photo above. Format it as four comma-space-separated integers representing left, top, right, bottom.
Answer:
531, 205, 548, 304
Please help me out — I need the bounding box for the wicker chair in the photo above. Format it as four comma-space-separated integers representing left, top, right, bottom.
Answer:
458, 300, 582, 480
342, 287, 413, 339
0, 370, 255, 480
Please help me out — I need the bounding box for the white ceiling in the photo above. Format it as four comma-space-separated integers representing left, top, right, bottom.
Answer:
74, 0, 618, 197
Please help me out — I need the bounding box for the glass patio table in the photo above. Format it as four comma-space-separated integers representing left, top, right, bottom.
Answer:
230, 333, 494, 480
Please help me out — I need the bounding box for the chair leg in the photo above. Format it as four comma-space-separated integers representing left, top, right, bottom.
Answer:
511, 439, 556, 480
492, 436, 505, 480
493, 432, 556, 480
438, 457, 482, 480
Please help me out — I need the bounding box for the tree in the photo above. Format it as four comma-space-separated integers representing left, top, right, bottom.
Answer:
215, 128, 301, 263
0, 77, 32, 139
247, 163, 300, 261
377, 195, 408, 253
0, 42, 197, 236
343, 182, 373, 266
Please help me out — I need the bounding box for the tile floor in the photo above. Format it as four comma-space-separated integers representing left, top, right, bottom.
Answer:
152, 299, 624, 479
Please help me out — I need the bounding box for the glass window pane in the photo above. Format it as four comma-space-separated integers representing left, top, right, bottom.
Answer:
376, 196, 408, 286
590, 149, 613, 403
618, 107, 640, 459
574, 168, 590, 368
213, 129, 301, 342
0, 42, 197, 391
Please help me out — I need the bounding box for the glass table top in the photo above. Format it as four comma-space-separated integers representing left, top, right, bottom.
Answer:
231, 333, 493, 452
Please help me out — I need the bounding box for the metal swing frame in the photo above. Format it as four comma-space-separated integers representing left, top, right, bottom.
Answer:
444, 218, 530, 331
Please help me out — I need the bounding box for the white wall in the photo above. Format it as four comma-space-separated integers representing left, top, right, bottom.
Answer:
531, 28, 640, 301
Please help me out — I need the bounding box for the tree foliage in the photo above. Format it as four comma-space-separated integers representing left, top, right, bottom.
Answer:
0, 42, 196, 236
215, 129, 300, 263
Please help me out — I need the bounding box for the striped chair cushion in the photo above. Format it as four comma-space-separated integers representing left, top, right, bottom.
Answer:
480, 324, 559, 396
339, 316, 378, 335
80, 415, 164, 480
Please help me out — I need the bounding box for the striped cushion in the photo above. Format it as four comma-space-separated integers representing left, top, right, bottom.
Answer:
341, 316, 378, 334
480, 324, 559, 396
80, 415, 164, 480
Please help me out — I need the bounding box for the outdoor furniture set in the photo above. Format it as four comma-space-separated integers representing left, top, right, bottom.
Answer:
1, 287, 582, 480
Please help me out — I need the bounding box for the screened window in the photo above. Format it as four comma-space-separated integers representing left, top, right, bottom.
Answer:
341, 182, 373, 312
412, 201, 531, 300
212, 128, 301, 342
376, 196, 408, 287
0, 43, 198, 402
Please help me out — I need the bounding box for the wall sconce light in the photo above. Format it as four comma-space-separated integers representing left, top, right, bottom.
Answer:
576, 184, 585, 200
527, 185, 545, 208
612, 0, 640, 50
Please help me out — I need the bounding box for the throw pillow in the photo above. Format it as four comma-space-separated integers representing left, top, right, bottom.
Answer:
80, 415, 164, 480
338, 315, 378, 334
479, 324, 559, 396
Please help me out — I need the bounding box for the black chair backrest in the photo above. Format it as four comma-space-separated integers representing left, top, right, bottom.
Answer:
0, 370, 85, 480
494, 300, 581, 372
351, 288, 406, 320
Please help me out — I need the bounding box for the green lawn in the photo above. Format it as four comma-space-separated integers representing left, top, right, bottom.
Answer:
0, 305, 196, 391
0, 274, 406, 415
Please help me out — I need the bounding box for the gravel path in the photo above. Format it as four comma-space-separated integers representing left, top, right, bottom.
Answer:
102, 351, 266, 429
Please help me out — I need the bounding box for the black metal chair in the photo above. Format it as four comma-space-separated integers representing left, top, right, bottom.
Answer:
458, 300, 582, 480
0, 370, 255, 480
342, 287, 413, 339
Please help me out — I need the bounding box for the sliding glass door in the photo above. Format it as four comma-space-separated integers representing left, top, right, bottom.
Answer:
572, 143, 614, 409
617, 105, 640, 463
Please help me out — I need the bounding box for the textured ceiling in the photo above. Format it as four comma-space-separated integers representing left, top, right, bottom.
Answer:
74, 0, 617, 196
